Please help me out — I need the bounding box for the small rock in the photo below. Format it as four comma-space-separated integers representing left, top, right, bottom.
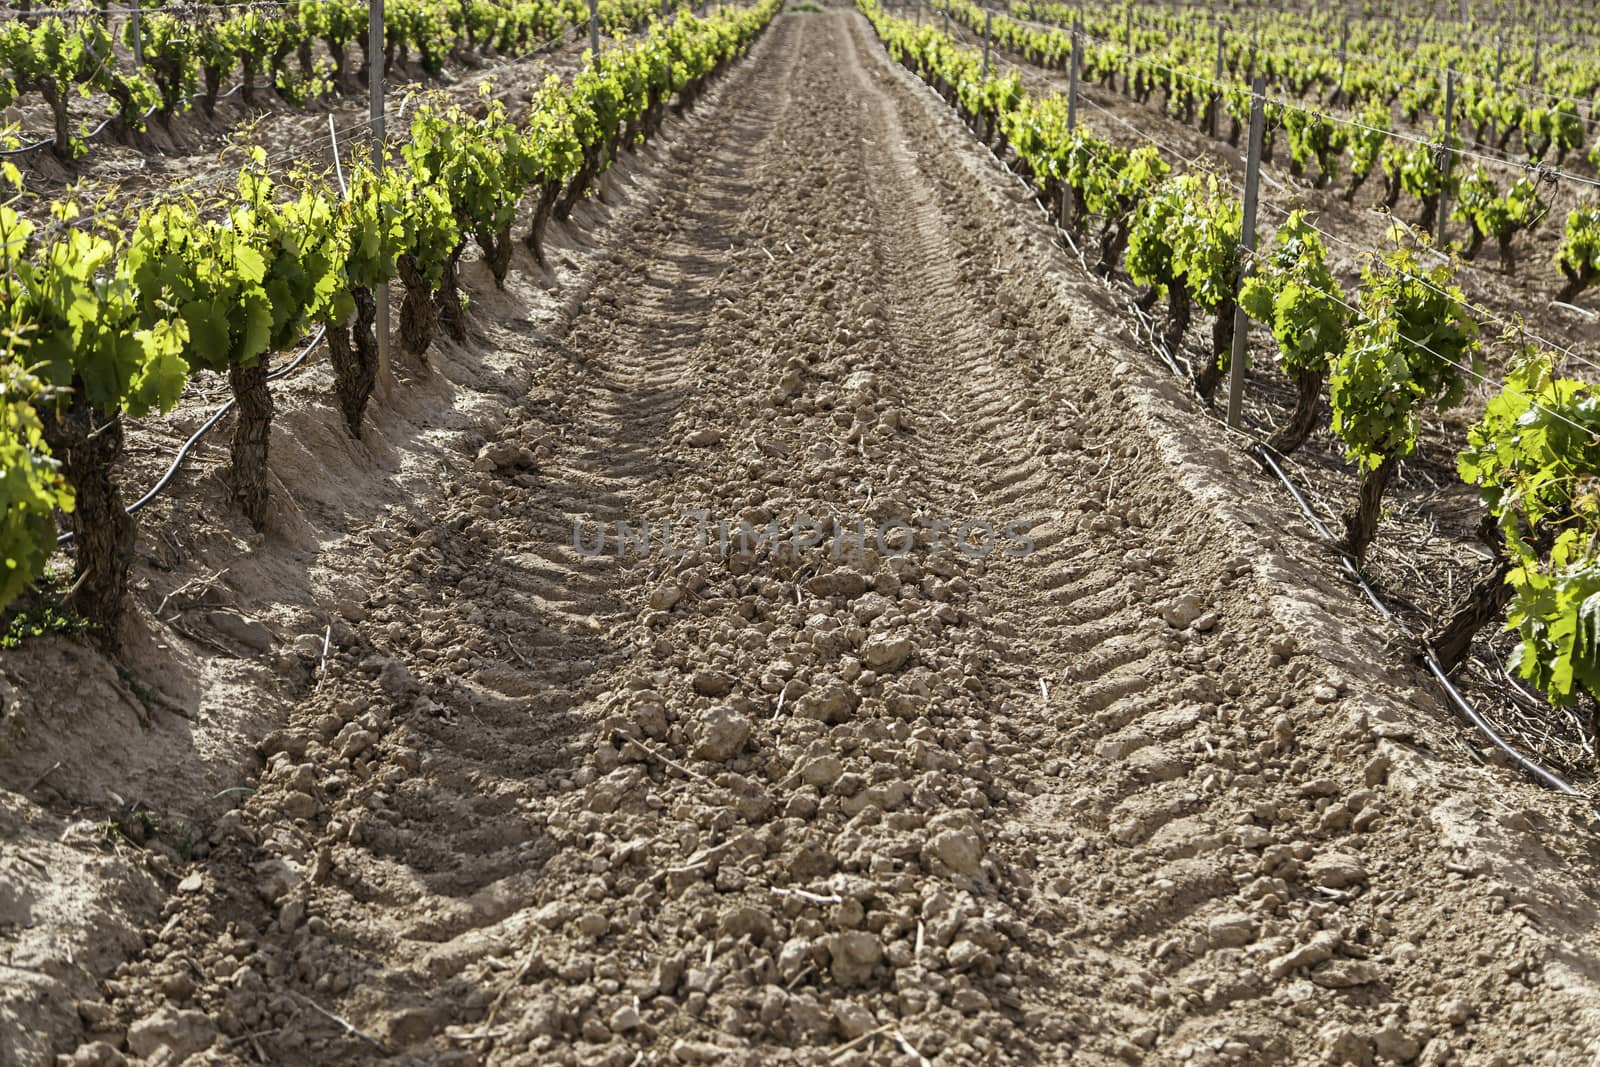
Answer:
1311, 960, 1383, 988
1373, 1023, 1421, 1062
1318, 1023, 1371, 1066
278, 898, 305, 932
777, 937, 812, 981
1417, 1037, 1452, 1067
686, 428, 722, 447
1307, 852, 1368, 890
126, 1008, 216, 1061
795, 684, 853, 723
648, 586, 681, 611
799, 754, 845, 788
861, 633, 913, 672
1207, 912, 1257, 949
475, 440, 531, 470
68, 1042, 126, 1067
718, 905, 775, 942
672, 1039, 732, 1062
833, 1000, 875, 1039
694, 706, 751, 761
206, 611, 273, 653
339, 730, 378, 760
827, 931, 883, 987
1311, 683, 1342, 704
1441, 997, 1474, 1025
692, 671, 734, 697
176, 873, 203, 894
609, 1005, 642, 1033
160, 970, 196, 1001
1159, 594, 1205, 628
1268, 930, 1341, 978
951, 988, 989, 1014
281, 791, 319, 820
253, 858, 302, 904
924, 828, 983, 876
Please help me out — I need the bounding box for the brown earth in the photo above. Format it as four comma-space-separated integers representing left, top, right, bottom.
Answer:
6, 7, 1600, 1067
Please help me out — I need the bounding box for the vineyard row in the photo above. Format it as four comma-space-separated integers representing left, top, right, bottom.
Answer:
0, 0, 779, 646
862, 0, 1600, 764
0, 0, 674, 159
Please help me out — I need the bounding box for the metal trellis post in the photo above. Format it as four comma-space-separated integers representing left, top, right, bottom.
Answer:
1337, 16, 1348, 106
1062, 21, 1081, 229
1067, 20, 1080, 132
130, 0, 143, 67
982, 10, 992, 81
1226, 76, 1265, 431
1436, 65, 1457, 247
370, 0, 390, 395
1124, 5, 1134, 95
1211, 19, 1223, 137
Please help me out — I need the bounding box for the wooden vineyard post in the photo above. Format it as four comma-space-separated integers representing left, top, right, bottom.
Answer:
942, 4, 948, 36
1226, 76, 1265, 431
1436, 65, 1457, 247
589, 0, 600, 57
982, 10, 992, 81
369, 0, 391, 396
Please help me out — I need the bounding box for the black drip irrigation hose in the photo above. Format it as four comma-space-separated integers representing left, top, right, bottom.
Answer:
889, 46, 1593, 804
1252, 448, 1586, 800
54, 326, 326, 546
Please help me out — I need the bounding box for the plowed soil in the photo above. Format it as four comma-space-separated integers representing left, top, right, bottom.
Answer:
7, 9, 1600, 1067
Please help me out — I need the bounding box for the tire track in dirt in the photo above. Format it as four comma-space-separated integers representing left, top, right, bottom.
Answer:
830, 13, 1600, 1065
73, 10, 1600, 1067
80, 19, 801, 1066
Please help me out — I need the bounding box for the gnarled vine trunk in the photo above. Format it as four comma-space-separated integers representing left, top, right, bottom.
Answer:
556, 145, 601, 222
1163, 284, 1192, 360
397, 253, 439, 357
524, 180, 563, 266
1266, 368, 1325, 456
1427, 555, 1516, 672
1558, 262, 1595, 304
435, 246, 468, 343
1193, 299, 1235, 402
39, 80, 71, 160
229, 355, 273, 529
39, 401, 133, 648
476, 225, 515, 288
1343, 454, 1399, 562
327, 286, 380, 437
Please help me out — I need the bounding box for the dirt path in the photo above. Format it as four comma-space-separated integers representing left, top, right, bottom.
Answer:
21, 8, 1600, 1067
